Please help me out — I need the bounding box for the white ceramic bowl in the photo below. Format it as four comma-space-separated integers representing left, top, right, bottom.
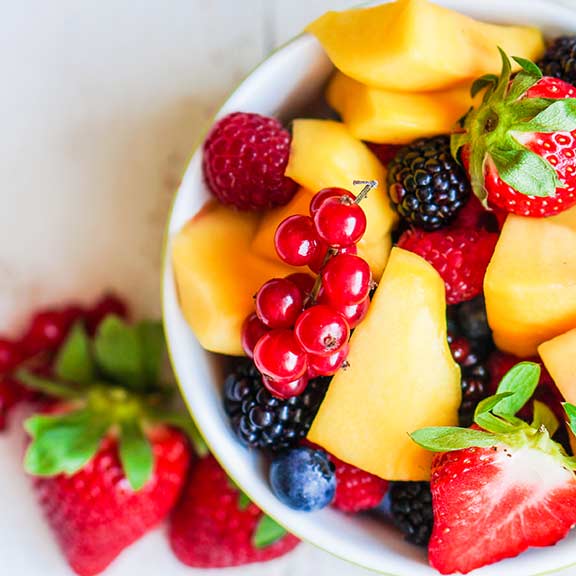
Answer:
163, 1, 576, 574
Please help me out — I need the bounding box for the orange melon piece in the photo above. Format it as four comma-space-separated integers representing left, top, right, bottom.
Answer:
172, 202, 295, 356
485, 205, 576, 358
539, 328, 576, 404
308, 248, 461, 481
307, 0, 544, 92
327, 73, 478, 144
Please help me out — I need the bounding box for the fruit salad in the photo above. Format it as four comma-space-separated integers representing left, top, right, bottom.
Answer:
172, 0, 576, 573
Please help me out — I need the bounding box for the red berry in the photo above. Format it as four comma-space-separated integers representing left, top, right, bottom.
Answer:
321, 254, 372, 307
241, 314, 269, 359
313, 196, 367, 248
88, 293, 129, 334
319, 294, 370, 329
449, 337, 472, 365
23, 310, 72, 354
285, 273, 315, 300
308, 344, 349, 377
309, 187, 355, 217
398, 227, 498, 305
294, 305, 349, 356
202, 112, 297, 210
253, 330, 308, 382
263, 374, 309, 399
331, 455, 388, 513
255, 278, 303, 329
274, 215, 322, 266
0, 339, 23, 373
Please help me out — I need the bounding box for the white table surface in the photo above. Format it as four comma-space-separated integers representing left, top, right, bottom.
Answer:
1, 1, 576, 575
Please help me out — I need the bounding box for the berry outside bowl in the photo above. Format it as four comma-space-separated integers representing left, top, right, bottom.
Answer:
163, 1, 576, 574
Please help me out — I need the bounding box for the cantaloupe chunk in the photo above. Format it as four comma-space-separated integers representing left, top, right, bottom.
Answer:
252, 186, 392, 280
485, 205, 576, 358
172, 202, 295, 356
308, 248, 461, 481
307, 0, 544, 92
539, 328, 576, 404
327, 73, 478, 144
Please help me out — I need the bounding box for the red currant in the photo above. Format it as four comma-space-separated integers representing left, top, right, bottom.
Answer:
241, 313, 269, 358
262, 374, 309, 399
255, 278, 303, 329
285, 273, 315, 300
87, 293, 129, 334
294, 305, 349, 356
309, 187, 355, 217
23, 310, 72, 354
319, 292, 370, 329
307, 243, 358, 274
322, 254, 372, 306
308, 343, 349, 377
0, 340, 23, 373
253, 329, 308, 382
274, 215, 322, 267
313, 196, 367, 248
449, 337, 471, 365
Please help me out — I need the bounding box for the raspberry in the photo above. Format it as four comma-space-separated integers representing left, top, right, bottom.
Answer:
398, 227, 498, 305
330, 455, 388, 513
202, 112, 297, 210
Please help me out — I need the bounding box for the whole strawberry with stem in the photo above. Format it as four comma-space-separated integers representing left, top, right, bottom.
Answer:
412, 363, 576, 574
170, 454, 299, 567
452, 49, 576, 217
19, 316, 199, 576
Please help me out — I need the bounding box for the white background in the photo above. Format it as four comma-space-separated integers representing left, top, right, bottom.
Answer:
0, 1, 575, 575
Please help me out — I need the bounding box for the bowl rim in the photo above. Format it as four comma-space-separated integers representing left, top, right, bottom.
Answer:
161, 2, 576, 574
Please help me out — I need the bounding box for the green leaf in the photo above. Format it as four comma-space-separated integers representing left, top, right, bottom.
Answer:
450, 132, 469, 164
563, 403, 576, 436
512, 56, 543, 79
238, 492, 251, 510
119, 420, 154, 491
471, 74, 498, 99
532, 400, 560, 436
135, 321, 165, 386
410, 427, 497, 452
94, 316, 143, 388
17, 369, 81, 400
474, 392, 514, 417
513, 99, 576, 133
491, 47, 513, 102
24, 410, 109, 476
489, 142, 562, 198
55, 323, 95, 384
494, 362, 541, 417
509, 98, 557, 124
253, 515, 287, 549
468, 138, 488, 202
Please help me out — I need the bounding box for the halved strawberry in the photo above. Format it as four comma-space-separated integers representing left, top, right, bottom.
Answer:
453, 50, 576, 218
412, 362, 576, 574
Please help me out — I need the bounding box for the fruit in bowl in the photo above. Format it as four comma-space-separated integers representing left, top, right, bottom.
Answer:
164, 0, 576, 574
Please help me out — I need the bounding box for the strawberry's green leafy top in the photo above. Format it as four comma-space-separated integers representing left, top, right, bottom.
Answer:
411, 362, 576, 471
20, 316, 206, 491
451, 49, 576, 201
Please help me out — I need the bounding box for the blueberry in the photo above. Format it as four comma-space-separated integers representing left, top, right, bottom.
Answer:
269, 447, 336, 512
457, 296, 491, 340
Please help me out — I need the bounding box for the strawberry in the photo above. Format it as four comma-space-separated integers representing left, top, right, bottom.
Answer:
453, 50, 576, 218
19, 316, 196, 576
169, 455, 299, 567
412, 362, 576, 574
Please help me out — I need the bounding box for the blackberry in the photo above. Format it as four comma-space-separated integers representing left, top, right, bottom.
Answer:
223, 361, 329, 452
389, 482, 433, 547
387, 135, 471, 230
538, 36, 576, 86
457, 296, 492, 341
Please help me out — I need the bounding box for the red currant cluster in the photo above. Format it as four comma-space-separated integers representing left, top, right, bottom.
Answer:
0, 293, 128, 430
241, 184, 375, 399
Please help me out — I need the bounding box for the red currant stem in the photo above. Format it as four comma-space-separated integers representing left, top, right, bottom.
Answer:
306, 247, 338, 307
352, 180, 378, 205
